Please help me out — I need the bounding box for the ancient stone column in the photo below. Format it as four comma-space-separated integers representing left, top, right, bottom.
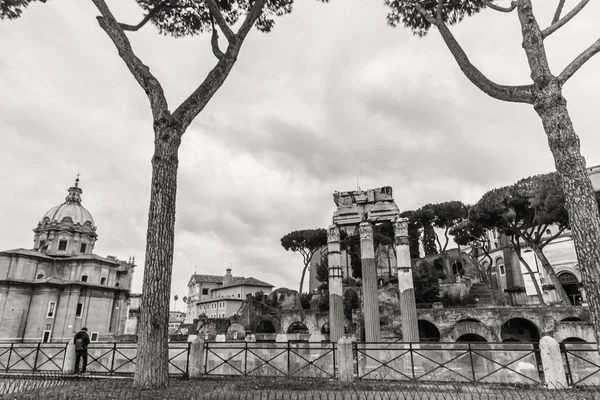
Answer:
359, 222, 381, 342
394, 217, 419, 342
327, 224, 345, 342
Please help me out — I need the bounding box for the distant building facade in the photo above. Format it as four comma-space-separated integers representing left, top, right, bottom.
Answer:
185, 269, 273, 323
168, 311, 186, 334
0, 178, 135, 343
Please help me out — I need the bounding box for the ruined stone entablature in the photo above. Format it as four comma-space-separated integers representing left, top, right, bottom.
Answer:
332, 186, 400, 226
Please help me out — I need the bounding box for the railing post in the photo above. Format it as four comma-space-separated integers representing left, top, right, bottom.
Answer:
332, 342, 337, 379
286, 341, 291, 377
337, 337, 353, 382
6, 344, 13, 372
62, 340, 76, 374
244, 341, 248, 376
409, 343, 415, 381
185, 342, 191, 377
468, 343, 476, 383
32, 343, 40, 373
561, 343, 573, 386
539, 336, 567, 389
110, 343, 117, 376
188, 337, 205, 378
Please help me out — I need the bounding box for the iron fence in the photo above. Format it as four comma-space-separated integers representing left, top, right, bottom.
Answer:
86, 342, 190, 377
2, 374, 600, 400
0, 343, 190, 377
353, 342, 542, 384
562, 342, 600, 387
204, 341, 336, 378
0, 343, 67, 373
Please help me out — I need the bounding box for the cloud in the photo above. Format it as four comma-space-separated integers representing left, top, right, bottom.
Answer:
1, 0, 599, 305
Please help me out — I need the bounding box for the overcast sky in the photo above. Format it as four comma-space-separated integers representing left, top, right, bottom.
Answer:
1, 0, 599, 307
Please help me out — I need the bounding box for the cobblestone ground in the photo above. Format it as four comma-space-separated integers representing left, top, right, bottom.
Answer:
1, 376, 599, 400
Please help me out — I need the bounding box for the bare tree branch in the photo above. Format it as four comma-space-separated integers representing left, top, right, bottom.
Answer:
481, 0, 517, 13
236, 0, 268, 39
172, 0, 267, 132
542, 0, 590, 38
559, 38, 600, 85
541, 225, 567, 249
205, 0, 235, 43
433, 22, 534, 103
118, 2, 179, 32
90, 0, 169, 123
209, 16, 224, 60
552, 0, 566, 23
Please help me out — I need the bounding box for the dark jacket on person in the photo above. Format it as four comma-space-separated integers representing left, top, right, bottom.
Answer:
74, 331, 90, 351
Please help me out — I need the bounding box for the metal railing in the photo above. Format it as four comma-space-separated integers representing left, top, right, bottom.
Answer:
0, 342, 190, 377
204, 341, 336, 378
0, 343, 67, 373
353, 342, 542, 384
561, 342, 600, 387
86, 342, 190, 377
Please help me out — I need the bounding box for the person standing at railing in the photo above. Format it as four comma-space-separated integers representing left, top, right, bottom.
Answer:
73, 327, 90, 374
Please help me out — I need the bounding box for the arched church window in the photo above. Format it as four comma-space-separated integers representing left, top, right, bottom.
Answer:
496, 257, 506, 276
80, 243, 87, 253
100, 276, 107, 285
36, 271, 45, 280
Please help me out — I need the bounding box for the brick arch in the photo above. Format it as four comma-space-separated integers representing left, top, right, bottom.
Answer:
553, 324, 596, 343
447, 322, 497, 342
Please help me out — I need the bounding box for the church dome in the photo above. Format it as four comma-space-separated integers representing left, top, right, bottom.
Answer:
40, 177, 95, 227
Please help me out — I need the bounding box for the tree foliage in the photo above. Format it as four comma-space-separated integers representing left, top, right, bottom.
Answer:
385, 0, 485, 37
341, 224, 395, 280
469, 173, 572, 304
280, 228, 328, 295
413, 262, 444, 304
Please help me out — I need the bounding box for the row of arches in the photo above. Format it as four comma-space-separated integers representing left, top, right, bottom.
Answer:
256, 317, 589, 343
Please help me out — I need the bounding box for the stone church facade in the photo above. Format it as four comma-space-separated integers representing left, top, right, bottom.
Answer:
0, 178, 135, 343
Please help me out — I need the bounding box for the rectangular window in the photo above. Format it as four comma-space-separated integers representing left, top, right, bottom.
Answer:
81, 275, 88, 283
91, 332, 98, 342
47, 301, 56, 318
42, 330, 51, 343
76, 303, 84, 318
58, 240, 68, 251
202, 288, 209, 295
46, 324, 51, 330
39, 240, 46, 249
80, 243, 87, 253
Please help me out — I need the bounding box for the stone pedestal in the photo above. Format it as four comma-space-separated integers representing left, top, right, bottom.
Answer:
337, 337, 354, 382
539, 336, 567, 389
62, 340, 76, 373
359, 222, 380, 343
189, 338, 206, 378
327, 225, 345, 343
394, 218, 419, 343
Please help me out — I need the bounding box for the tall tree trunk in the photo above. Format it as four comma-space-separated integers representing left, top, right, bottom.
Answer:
514, 249, 545, 305
299, 263, 308, 295
531, 246, 571, 305
134, 126, 181, 388
517, 0, 600, 345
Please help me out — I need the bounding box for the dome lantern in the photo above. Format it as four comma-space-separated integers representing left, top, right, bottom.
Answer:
33, 175, 98, 256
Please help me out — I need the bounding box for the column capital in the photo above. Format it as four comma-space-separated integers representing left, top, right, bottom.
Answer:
393, 217, 409, 239
358, 222, 373, 241
327, 224, 340, 243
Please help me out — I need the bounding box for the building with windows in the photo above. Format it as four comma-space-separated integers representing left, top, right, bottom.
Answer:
185, 269, 273, 322
0, 178, 135, 343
